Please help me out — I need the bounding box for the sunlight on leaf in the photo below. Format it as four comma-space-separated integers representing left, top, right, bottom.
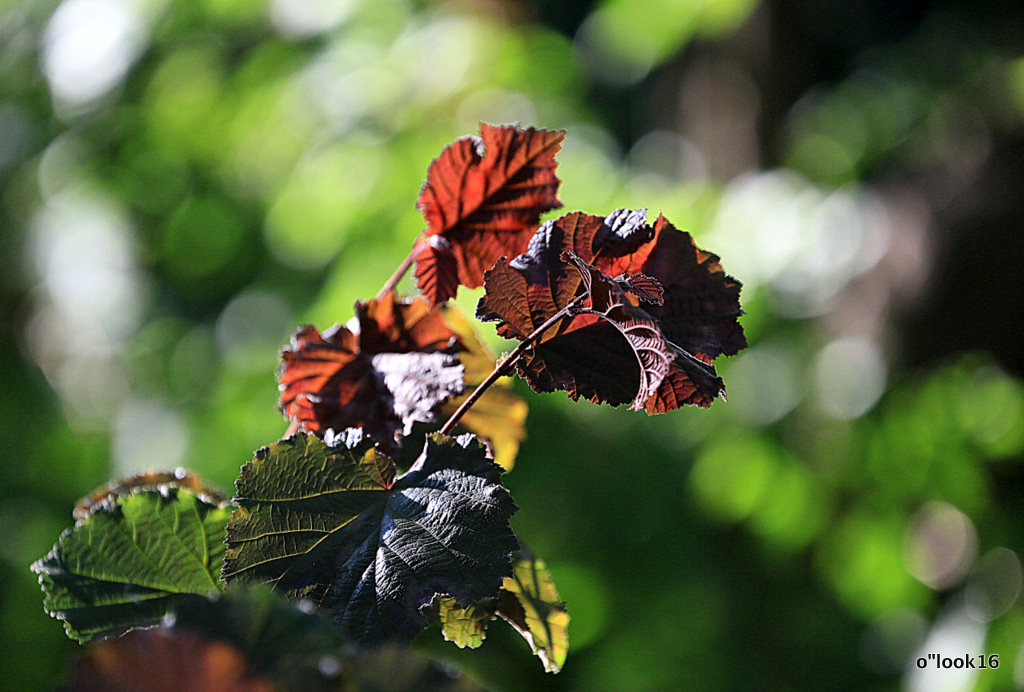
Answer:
32, 486, 232, 643
424, 595, 491, 649
424, 548, 570, 672
496, 552, 570, 673
414, 123, 565, 305
222, 431, 518, 646
278, 292, 464, 454
477, 209, 745, 412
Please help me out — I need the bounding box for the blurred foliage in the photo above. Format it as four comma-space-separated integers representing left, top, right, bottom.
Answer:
2, 0, 1024, 690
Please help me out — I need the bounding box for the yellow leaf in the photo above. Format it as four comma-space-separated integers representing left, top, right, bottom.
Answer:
497, 551, 570, 673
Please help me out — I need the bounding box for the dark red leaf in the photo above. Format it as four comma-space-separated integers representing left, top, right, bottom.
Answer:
414, 123, 565, 306
615, 273, 664, 305
624, 213, 746, 360
476, 209, 745, 412
71, 630, 276, 692
644, 353, 722, 411
354, 290, 459, 354
278, 293, 464, 451
412, 237, 459, 311
561, 251, 672, 409
597, 212, 745, 411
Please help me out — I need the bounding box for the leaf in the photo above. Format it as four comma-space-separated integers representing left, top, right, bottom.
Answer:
423, 595, 492, 649
70, 628, 277, 692
496, 551, 569, 674
475, 237, 674, 411
423, 549, 569, 673
32, 487, 232, 643
615, 272, 664, 305
221, 430, 518, 646
70, 588, 354, 692
370, 352, 465, 429
560, 250, 673, 409
74, 470, 224, 521
414, 123, 565, 306
278, 292, 464, 453
598, 212, 746, 409
476, 209, 745, 411
413, 236, 460, 310
439, 305, 528, 471
72, 588, 491, 692
175, 589, 353, 679
628, 214, 745, 351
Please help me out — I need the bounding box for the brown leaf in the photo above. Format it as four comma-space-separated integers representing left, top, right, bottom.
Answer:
477, 209, 745, 412
278, 293, 464, 451
414, 123, 565, 306
70, 630, 277, 692
73, 471, 225, 521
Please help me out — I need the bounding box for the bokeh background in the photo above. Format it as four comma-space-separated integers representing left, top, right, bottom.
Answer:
2, 0, 1024, 689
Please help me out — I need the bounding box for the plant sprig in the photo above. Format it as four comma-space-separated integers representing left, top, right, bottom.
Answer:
33, 123, 746, 679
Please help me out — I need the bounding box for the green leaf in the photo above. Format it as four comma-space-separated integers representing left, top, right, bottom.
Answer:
222, 430, 518, 646
32, 488, 232, 643
497, 552, 570, 673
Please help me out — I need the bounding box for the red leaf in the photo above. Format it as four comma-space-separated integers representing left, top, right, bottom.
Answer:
561, 251, 672, 409
71, 630, 276, 692
477, 209, 745, 412
412, 237, 459, 311
278, 293, 464, 451
414, 123, 565, 305
623, 213, 746, 360
615, 273, 664, 305
644, 353, 721, 411
594, 211, 746, 411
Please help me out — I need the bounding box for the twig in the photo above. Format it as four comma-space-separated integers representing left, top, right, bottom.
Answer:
376, 242, 421, 300
436, 294, 586, 437
404, 295, 583, 474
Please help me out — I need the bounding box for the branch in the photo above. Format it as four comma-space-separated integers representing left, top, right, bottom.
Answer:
402, 294, 586, 474
436, 294, 586, 437
376, 242, 421, 300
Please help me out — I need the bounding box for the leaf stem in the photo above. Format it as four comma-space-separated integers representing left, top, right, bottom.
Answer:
376, 242, 421, 300
282, 420, 301, 439
436, 295, 585, 438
